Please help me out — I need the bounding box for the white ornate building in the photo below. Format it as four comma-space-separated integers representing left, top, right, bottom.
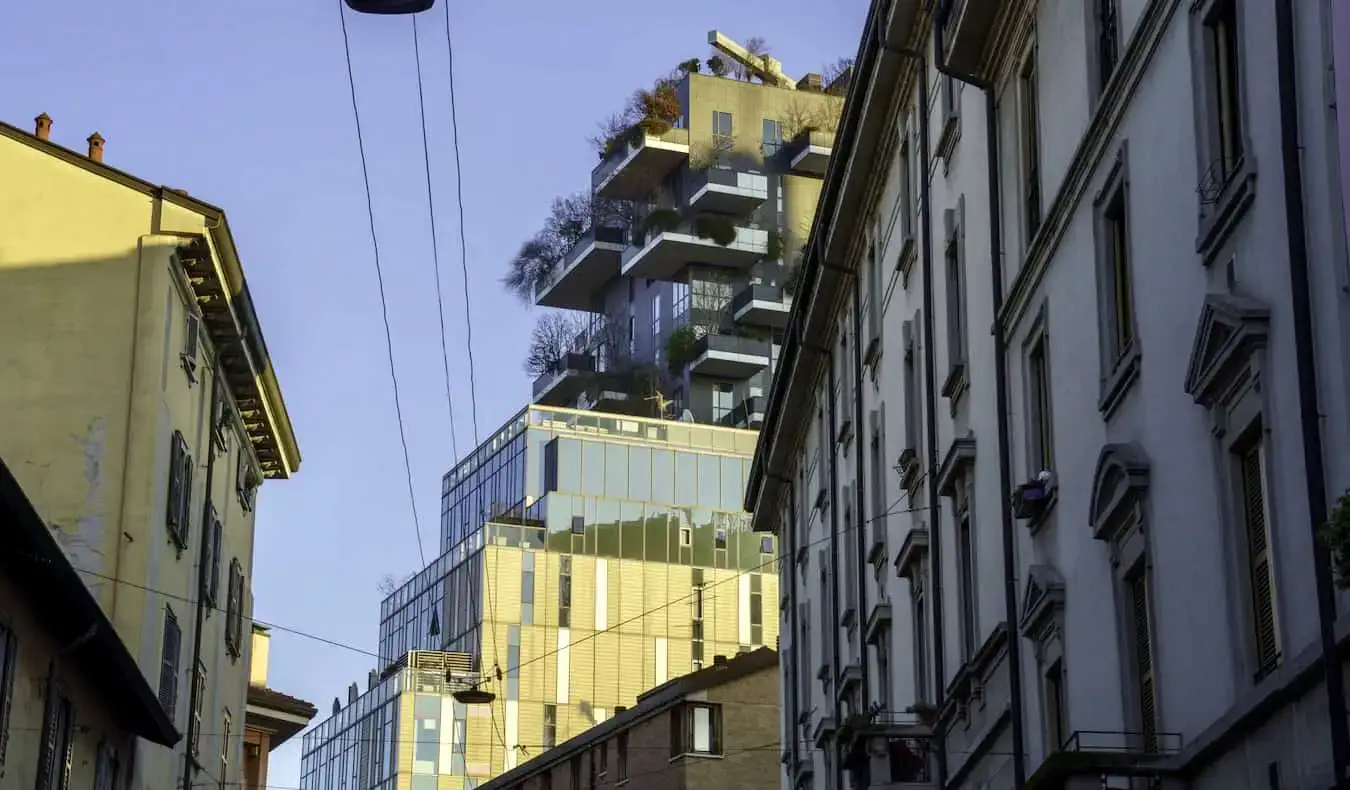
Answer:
748, 0, 1350, 789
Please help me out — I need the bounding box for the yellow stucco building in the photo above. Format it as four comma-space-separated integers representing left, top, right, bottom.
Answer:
0, 113, 300, 790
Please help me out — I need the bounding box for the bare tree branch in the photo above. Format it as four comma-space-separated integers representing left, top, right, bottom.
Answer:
524, 311, 588, 377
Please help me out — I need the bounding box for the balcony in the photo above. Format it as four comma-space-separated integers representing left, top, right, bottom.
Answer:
578, 371, 635, 416
622, 224, 770, 282
939, 0, 1001, 80
782, 128, 834, 177
687, 167, 768, 215
533, 227, 628, 310
687, 334, 771, 378
592, 127, 690, 201
731, 284, 792, 328
532, 352, 595, 406
717, 396, 765, 429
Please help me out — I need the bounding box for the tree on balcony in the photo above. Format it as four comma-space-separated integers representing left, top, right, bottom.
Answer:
523, 311, 587, 377
782, 98, 842, 140
502, 192, 635, 302
589, 77, 683, 160
822, 57, 855, 96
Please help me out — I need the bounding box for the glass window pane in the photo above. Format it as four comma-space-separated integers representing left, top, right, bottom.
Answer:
675, 452, 698, 506
629, 446, 652, 501
693, 707, 712, 752
605, 443, 629, 499
582, 441, 606, 497
651, 450, 674, 504
720, 457, 744, 511
698, 453, 720, 509
558, 439, 581, 493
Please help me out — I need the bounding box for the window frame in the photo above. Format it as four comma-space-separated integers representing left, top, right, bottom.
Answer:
37, 679, 75, 790
1089, 0, 1122, 102
671, 702, 723, 757
1233, 426, 1283, 681
956, 491, 978, 661
1017, 41, 1043, 247
1024, 308, 1055, 476
167, 431, 193, 551
159, 604, 182, 717
1093, 143, 1141, 419
0, 620, 15, 765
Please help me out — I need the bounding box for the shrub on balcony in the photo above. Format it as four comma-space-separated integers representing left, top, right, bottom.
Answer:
706, 55, 728, 77
643, 209, 682, 237
503, 192, 612, 302
594, 78, 684, 159
665, 326, 699, 375
1321, 489, 1350, 588
692, 215, 737, 246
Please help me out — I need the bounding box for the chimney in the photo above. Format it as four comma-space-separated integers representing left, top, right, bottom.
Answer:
368, 670, 379, 690
614, 705, 627, 714
348, 682, 359, 704
713, 654, 728, 668
34, 113, 52, 141
86, 132, 104, 163
331, 697, 341, 715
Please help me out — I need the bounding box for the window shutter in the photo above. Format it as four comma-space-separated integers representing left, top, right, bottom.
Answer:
0, 627, 15, 764
36, 667, 59, 790
178, 444, 194, 548
208, 517, 223, 607
159, 608, 181, 716
1129, 574, 1157, 750
1240, 444, 1279, 673
167, 432, 185, 531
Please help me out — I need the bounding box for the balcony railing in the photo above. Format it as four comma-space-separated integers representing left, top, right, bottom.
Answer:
622, 222, 769, 282
531, 352, 596, 405
592, 127, 690, 201
781, 128, 835, 177
533, 227, 628, 311
717, 395, 765, 429
687, 333, 771, 378
687, 166, 768, 215
731, 284, 792, 328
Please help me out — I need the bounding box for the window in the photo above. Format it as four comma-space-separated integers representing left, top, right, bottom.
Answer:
37, 682, 74, 790
1027, 332, 1054, 473
221, 710, 232, 790
1044, 660, 1068, 751
1238, 437, 1281, 677
898, 138, 915, 245
866, 235, 883, 346
506, 626, 521, 699
842, 497, 857, 616
714, 527, 727, 549
750, 573, 763, 645
94, 741, 122, 790
521, 551, 536, 625
941, 74, 960, 124
957, 504, 977, 659
167, 430, 193, 550
692, 568, 705, 666
713, 111, 733, 146
544, 704, 557, 748
236, 448, 258, 511
759, 535, 774, 554
598, 741, 608, 778
543, 439, 559, 492
944, 204, 968, 377
902, 320, 920, 460
798, 602, 813, 704
203, 507, 223, 608
1126, 568, 1159, 749
559, 556, 572, 628
0, 622, 15, 764
875, 626, 892, 709
159, 605, 182, 717
617, 732, 629, 781
1101, 183, 1135, 365
570, 515, 585, 535
190, 661, 208, 755
913, 584, 929, 703
1095, 0, 1121, 95
570, 756, 581, 790
679, 527, 692, 547
1019, 46, 1043, 243
712, 383, 735, 424
225, 558, 245, 658
762, 118, 783, 156
1207, 0, 1244, 172
671, 703, 722, 756
182, 311, 201, 378
651, 293, 663, 369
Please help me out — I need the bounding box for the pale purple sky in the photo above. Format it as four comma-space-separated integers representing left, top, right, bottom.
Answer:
0, 0, 865, 785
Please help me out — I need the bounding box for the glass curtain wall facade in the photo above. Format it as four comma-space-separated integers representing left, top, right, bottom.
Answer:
331, 405, 774, 786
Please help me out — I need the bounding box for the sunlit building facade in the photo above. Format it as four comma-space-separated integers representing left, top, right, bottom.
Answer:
303, 406, 776, 788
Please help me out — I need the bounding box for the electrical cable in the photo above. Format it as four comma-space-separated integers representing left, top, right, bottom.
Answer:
440, 0, 480, 447
4, 498, 926, 682
337, 0, 427, 568
411, 13, 461, 466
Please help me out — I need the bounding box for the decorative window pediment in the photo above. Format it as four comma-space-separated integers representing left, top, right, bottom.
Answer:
937, 434, 976, 497
1089, 442, 1150, 545
1018, 564, 1065, 644
1183, 293, 1270, 407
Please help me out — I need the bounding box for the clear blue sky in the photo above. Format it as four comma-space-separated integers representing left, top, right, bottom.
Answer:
0, 0, 865, 785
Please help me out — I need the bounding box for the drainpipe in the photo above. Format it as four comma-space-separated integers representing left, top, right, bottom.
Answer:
914, 50, 950, 789
853, 249, 871, 713
825, 354, 844, 790
182, 370, 222, 790
1273, 0, 1350, 783
786, 478, 802, 770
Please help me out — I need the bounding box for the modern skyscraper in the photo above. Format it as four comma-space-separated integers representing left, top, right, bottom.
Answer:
526, 32, 846, 428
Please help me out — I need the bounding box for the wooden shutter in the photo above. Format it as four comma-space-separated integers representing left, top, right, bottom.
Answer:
0, 626, 15, 763
178, 442, 194, 547
36, 666, 59, 790
1129, 573, 1157, 750
1240, 443, 1280, 674
159, 608, 181, 715
167, 432, 185, 530
208, 517, 223, 606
